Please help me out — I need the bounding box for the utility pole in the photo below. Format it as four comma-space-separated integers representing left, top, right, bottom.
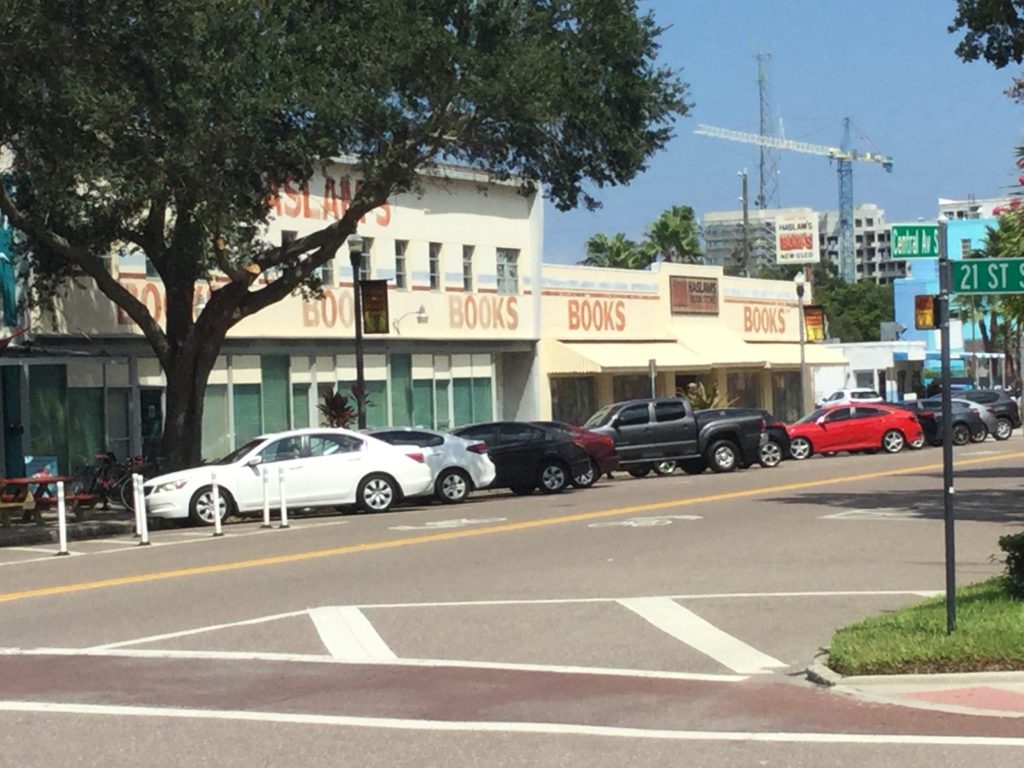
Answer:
755, 52, 779, 211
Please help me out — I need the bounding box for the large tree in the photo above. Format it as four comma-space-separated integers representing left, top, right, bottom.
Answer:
0, 0, 688, 469
950, 0, 1024, 99
641, 205, 702, 264
578, 232, 651, 269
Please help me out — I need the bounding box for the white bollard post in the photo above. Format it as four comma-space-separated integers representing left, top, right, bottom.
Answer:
55, 481, 69, 557
278, 466, 290, 529
211, 470, 224, 537
136, 475, 150, 546
261, 466, 271, 529
132, 476, 142, 538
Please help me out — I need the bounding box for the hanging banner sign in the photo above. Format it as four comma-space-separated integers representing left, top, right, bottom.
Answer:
775, 217, 819, 264
803, 305, 826, 342
360, 279, 390, 334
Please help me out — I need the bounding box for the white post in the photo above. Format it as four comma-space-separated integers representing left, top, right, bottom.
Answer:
278, 466, 290, 529
55, 481, 69, 557
133, 477, 143, 538
136, 475, 150, 546
261, 465, 271, 529
211, 470, 224, 537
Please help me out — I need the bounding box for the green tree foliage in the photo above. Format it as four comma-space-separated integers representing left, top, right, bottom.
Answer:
641, 205, 702, 264
0, 0, 688, 469
579, 232, 651, 269
950, 1, 1024, 99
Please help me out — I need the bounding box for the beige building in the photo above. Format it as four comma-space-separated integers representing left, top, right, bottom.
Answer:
1, 164, 846, 476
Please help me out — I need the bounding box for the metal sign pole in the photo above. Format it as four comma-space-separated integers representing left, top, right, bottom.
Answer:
938, 220, 957, 634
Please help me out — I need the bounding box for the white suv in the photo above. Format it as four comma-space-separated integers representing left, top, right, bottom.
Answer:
815, 388, 884, 408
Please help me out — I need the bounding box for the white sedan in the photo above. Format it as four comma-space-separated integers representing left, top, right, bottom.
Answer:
144, 428, 434, 525
370, 427, 496, 503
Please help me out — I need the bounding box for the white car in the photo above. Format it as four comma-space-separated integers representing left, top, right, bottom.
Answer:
370, 427, 496, 503
144, 427, 434, 524
815, 388, 884, 408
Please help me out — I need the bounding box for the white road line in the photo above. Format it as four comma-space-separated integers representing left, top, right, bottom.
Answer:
618, 597, 786, 675
1, 646, 745, 682
1, 700, 1022, 746
310, 606, 396, 661
87, 609, 312, 650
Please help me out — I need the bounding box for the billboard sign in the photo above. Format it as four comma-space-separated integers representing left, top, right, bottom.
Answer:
670, 276, 719, 315
775, 217, 819, 264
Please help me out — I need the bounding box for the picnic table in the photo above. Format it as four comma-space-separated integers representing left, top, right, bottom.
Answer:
0, 476, 93, 528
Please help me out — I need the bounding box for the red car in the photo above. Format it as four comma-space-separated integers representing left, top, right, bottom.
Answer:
786, 404, 923, 460
532, 421, 620, 487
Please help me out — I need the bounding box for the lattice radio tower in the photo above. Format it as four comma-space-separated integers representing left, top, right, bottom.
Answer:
755, 52, 779, 210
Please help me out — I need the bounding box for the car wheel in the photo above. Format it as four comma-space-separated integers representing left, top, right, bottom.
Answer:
969, 427, 988, 443
537, 461, 569, 494
435, 468, 471, 504
706, 439, 738, 473
627, 466, 652, 478
188, 485, 234, 526
882, 429, 905, 454
680, 458, 707, 475
572, 459, 600, 489
759, 440, 784, 467
994, 418, 1013, 441
356, 473, 398, 513
789, 437, 812, 460
654, 460, 677, 476
952, 423, 970, 446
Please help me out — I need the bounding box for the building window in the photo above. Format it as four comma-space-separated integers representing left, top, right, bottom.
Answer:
961, 238, 972, 258
854, 218, 862, 228
358, 237, 373, 282
866, 218, 874, 227
496, 248, 519, 295
462, 245, 474, 292
429, 242, 441, 291
395, 240, 408, 289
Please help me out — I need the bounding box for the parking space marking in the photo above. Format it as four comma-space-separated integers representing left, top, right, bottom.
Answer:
589, 515, 702, 528
1, 450, 1020, 606
821, 509, 919, 521
619, 597, 786, 675
310, 606, 396, 661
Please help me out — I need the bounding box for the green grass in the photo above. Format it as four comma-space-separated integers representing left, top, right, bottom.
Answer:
828, 578, 1024, 676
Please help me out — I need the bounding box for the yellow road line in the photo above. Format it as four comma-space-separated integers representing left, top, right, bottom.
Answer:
1, 450, 1020, 605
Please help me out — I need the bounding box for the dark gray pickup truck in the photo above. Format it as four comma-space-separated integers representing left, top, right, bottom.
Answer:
583, 396, 767, 474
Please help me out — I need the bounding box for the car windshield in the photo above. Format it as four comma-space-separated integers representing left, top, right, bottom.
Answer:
211, 438, 265, 465
795, 408, 827, 425
583, 406, 615, 428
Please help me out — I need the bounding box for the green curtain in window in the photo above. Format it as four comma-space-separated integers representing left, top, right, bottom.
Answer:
390, 354, 413, 427
261, 356, 290, 434
28, 365, 68, 473
292, 384, 310, 428
67, 388, 104, 473
434, 380, 450, 430
412, 380, 433, 427
365, 380, 388, 428
202, 384, 231, 460
232, 384, 263, 448
471, 377, 493, 422
452, 378, 473, 426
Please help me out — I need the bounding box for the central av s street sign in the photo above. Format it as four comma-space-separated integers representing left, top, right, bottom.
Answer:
952, 258, 1024, 294
890, 224, 939, 259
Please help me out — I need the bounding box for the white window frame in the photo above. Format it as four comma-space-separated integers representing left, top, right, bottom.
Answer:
429, 242, 441, 291
496, 248, 519, 295
462, 245, 474, 292
395, 240, 408, 289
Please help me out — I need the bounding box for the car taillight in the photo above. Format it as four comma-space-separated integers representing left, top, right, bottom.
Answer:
406, 452, 425, 463
920, 411, 934, 419
467, 443, 488, 454
600, 436, 614, 448
770, 421, 785, 429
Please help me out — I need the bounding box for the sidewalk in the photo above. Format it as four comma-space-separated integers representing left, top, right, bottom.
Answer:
809, 660, 1024, 718
0, 506, 135, 547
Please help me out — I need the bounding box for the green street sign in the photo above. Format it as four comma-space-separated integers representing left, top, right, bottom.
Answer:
891, 224, 939, 259
953, 258, 1024, 294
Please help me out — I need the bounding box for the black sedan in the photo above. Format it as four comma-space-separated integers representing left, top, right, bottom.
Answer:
451, 421, 591, 495
696, 407, 789, 467
957, 389, 1020, 439
894, 400, 988, 447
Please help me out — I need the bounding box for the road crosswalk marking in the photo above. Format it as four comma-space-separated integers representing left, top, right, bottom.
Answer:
309, 606, 396, 661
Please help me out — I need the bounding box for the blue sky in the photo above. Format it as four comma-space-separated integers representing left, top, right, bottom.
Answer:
542, 0, 1024, 265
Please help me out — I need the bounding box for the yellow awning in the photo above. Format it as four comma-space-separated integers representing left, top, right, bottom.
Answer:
676, 324, 765, 367
755, 343, 848, 367
544, 339, 710, 373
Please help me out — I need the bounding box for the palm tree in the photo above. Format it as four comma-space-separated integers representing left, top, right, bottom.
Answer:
579, 232, 651, 269
641, 205, 703, 264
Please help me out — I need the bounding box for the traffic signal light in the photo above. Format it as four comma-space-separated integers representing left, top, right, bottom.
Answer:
914, 295, 940, 329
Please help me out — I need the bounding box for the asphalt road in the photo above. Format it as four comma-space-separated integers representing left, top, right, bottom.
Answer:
1, 439, 1023, 767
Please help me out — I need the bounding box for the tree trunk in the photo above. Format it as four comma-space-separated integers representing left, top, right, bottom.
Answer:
157, 334, 223, 472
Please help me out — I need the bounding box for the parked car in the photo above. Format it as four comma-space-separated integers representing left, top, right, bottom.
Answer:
583, 397, 766, 475
956, 389, 1020, 439
370, 427, 496, 503
450, 421, 591, 495
949, 397, 999, 442
697, 408, 790, 467
814, 388, 884, 408
531, 421, 620, 487
786, 404, 924, 460
144, 428, 434, 524
894, 399, 989, 447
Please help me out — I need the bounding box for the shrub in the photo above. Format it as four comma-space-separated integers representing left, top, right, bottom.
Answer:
999, 531, 1024, 599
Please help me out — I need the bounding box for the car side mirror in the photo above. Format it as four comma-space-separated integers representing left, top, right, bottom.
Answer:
610, 416, 621, 429
246, 455, 263, 467
816, 417, 826, 426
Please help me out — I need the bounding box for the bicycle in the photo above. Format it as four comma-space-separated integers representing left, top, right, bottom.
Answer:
70, 451, 128, 511
115, 455, 162, 511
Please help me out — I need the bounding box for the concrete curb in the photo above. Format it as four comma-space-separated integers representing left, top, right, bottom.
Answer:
0, 520, 135, 547
805, 652, 1024, 689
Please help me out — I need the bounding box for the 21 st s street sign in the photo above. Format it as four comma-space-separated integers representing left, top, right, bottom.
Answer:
952, 258, 1024, 294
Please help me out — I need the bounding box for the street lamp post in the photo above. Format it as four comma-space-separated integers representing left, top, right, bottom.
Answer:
348, 235, 367, 429
793, 270, 808, 417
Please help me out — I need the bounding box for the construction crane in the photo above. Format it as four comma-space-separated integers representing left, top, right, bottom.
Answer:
695, 118, 893, 282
